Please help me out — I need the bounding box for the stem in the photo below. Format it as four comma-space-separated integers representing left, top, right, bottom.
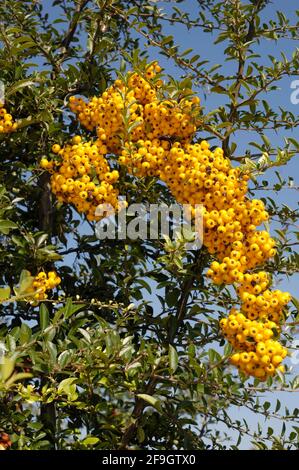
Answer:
119, 376, 157, 449
222, 0, 265, 154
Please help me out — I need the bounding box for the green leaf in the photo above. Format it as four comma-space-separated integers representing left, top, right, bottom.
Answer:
263, 401, 271, 411
292, 376, 299, 390
46, 341, 57, 363
137, 427, 145, 443
0, 357, 15, 382
287, 137, 299, 150
58, 350, 73, 368
0, 219, 18, 234
82, 437, 99, 446
0, 287, 10, 301
58, 377, 77, 393
261, 134, 271, 148
40, 304, 49, 331
291, 297, 299, 313
135, 279, 152, 294
19, 323, 32, 345
137, 394, 162, 413
57, 378, 78, 400
208, 349, 215, 363
275, 400, 281, 412
169, 344, 178, 373
126, 361, 142, 377
19, 270, 32, 284
65, 298, 83, 318
6, 79, 37, 97
17, 269, 34, 295
5, 372, 32, 388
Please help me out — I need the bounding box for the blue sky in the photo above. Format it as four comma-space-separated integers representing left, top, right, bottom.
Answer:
40, 0, 299, 448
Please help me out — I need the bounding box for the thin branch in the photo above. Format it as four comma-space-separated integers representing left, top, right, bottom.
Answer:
119, 375, 157, 449
59, 0, 90, 63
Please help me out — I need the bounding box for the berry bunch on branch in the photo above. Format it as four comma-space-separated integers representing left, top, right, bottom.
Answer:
40, 62, 291, 381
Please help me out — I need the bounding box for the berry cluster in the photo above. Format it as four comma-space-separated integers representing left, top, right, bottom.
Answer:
68, 62, 200, 156
42, 62, 291, 380
0, 103, 17, 133
220, 310, 286, 378
31, 271, 61, 301
237, 272, 291, 323
119, 138, 170, 178
40, 136, 120, 221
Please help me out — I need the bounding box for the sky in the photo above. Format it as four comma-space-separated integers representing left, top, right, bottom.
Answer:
39, 0, 299, 449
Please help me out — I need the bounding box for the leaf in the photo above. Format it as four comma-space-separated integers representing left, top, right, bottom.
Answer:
78, 328, 91, 343
6, 79, 37, 98
19, 270, 32, 284
17, 270, 34, 294
137, 427, 145, 443
36, 233, 48, 247
46, 341, 57, 363
44, 326, 56, 342
224, 342, 233, 356
5, 372, 32, 388
57, 377, 77, 392
287, 137, 299, 150
292, 376, 299, 390
0, 287, 10, 301
126, 361, 142, 376
65, 298, 83, 318
0, 357, 15, 382
58, 350, 73, 368
275, 400, 281, 412
19, 323, 32, 345
82, 437, 99, 446
169, 344, 178, 373
135, 279, 152, 294
137, 394, 162, 413
263, 401, 271, 411
6, 335, 16, 352
120, 58, 126, 73
0, 219, 18, 235
291, 297, 299, 313
57, 378, 78, 400
40, 304, 49, 331
208, 349, 215, 363
261, 134, 271, 148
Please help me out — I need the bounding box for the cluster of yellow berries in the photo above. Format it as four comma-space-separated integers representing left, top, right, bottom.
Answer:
40, 136, 120, 221
0, 103, 17, 133
31, 271, 61, 301
119, 138, 170, 178
220, 310, 287, 378
236, 272, 291, 323
42, 62, 200, 220
68, 62, 200, 156
21, 271, 61, 302
41, 62, 291, 380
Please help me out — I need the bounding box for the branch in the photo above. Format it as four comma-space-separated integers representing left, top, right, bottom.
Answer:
119, 375, 157, 449
58, 0, 90, 63
109, 4, 227, 92
169, 251, 206, 344
222, 0, 266, 154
